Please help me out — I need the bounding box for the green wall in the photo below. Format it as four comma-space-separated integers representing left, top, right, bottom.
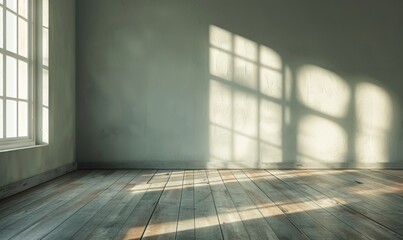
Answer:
75, 0, 403, 169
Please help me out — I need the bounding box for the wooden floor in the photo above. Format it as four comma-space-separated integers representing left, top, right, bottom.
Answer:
0, 170, 402, 240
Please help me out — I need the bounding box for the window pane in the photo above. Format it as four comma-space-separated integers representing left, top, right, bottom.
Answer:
42, 28, 48, 66
18, 60, 28, 99
6, 56, 17, 98
6, 99, 17, 138
18, 17, 28, 57
18, 0, 28, 18
42, 107, 48, 143
42, 68, 48, 106
6, 0, 16, 12
6, 10, 17, 53
18, 101, 27, 137
42, 0, 48, 28
0, 99, 3, 138
0, 9, 3, 48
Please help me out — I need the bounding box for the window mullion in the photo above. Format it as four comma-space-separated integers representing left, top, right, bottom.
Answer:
3, 5, 6, 140
16, 0, 19, 138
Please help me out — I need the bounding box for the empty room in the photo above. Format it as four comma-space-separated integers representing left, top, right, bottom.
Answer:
0, 0, 402, 239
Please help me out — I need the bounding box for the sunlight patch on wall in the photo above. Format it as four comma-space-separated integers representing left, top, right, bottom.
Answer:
209, 80, 232, 127
297, 65, 350, 118
210, 125, 231, 161
234, 57, 257, 90
209, 25, 232, 51
234, 134, 258, 162
260, 99, 282, 146
260, 66, 282, 99
260, 143, 282, 163
260, 46, 282, 70
355, 82, 393, 163
259, 46, 284, 99
298, 115, 347, 163
285, 65, 293, 101
209, 25, 286, 166
233, 90, 258, 138
234, 35, 257, 61
209, 48, 232, 81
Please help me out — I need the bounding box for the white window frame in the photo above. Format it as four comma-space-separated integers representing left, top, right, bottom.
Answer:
0, 0, 48, 151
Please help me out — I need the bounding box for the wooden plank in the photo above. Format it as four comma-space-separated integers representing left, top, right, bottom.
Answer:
233, 170, 309, 240
243, 170, 338, 240
194, 170, 223, 240
295, 170, 403, 225
176, 170, 195, 240
360, 170, 403, 185
71, 170, 157, 240
270, 170, 369, 240
345, 170, 403, 198
141, 170, 184, 239
113, 170, 172, 240
374, 170, 403, 179
8, 171, 127, 240
220, 170, 280, 240
41, 170, 141, 240
282, 170, 402, 215
206, 170, 250, 240
1, 169, 402, 239
277, 170, 403, 239
0, 171, 107, 239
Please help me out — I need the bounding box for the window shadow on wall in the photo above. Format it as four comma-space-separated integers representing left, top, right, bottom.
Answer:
208, 25, 396, 169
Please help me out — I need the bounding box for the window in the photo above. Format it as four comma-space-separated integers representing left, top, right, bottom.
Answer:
0, 0, 48, 150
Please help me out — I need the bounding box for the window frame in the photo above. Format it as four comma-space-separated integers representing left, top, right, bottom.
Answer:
0, 0, 48, 151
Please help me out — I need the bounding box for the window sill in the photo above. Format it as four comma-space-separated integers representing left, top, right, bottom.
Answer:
0, 143, 49, 153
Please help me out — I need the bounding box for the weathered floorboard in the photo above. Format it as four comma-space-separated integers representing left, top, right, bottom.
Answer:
0, 169, 402, 240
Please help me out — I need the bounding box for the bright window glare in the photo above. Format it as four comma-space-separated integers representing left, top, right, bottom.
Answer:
6, 10, 17, 53
6, 100, 17, 138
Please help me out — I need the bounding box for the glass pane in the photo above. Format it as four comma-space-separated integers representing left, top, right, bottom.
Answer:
42, 0, 48, 28
18, 17, 28, 57
42, 69, 48, 106
42, 28, 48, 66
18, 101, 27, 137
0, 54, 3, 96
18, 0, 28, 18
42, 107, 48, 143
6, 10, 17, 53
6, 56, 17, 98
0, 99, 3, 138
6, 99, 17, 138
6, 0, 16, 12
18, 60, 28, 99
0, 9, 3, 48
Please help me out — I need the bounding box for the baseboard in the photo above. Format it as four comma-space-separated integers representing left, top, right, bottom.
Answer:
0, 162, 77, 200
78, 160, 403, 170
